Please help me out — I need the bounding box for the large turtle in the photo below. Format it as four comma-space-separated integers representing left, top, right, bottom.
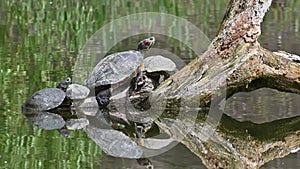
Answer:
23, 77, 72, 111
84, 36, 155, 107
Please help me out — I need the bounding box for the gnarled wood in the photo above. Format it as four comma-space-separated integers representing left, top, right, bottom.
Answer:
153, 0, 300, 168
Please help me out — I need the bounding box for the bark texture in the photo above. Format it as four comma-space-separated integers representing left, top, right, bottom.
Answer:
153, 0, 300, 168
155, 0, 300, 99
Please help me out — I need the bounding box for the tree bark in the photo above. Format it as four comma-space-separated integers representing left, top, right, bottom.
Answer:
155, 0, 300, 98
153, 0, 300, 168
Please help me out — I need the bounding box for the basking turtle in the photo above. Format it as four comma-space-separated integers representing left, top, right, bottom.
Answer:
143, 55, 177, 88
84, 36, 155, 107
66, 83, 90, 100
128, 55, 177, 110
130, 55, 177, 95
23, 77, 72, 111
57, 77, 72, 91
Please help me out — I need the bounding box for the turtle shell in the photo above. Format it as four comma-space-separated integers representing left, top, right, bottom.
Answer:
144, 55, 177, 73
84, 50, 143, 87
66, 83, 90, 100
23, 88, 66, 111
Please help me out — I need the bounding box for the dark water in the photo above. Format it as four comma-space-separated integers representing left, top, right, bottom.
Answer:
98, 144, 205, 169
1, 0, 300, 168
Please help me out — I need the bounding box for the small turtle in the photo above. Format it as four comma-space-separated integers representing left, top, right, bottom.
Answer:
57, 77, 72, 91
23, 77, 72, 111
128, 55, 177, 110
66, 83, 90, 100
143, 55, 177, 87
84, 36, 155, 107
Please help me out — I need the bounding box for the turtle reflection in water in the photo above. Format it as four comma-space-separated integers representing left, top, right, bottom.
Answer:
85, 108, 157, 168
93, 107, 160, 145
22, 109, 89, 138
84, 36, 155, 107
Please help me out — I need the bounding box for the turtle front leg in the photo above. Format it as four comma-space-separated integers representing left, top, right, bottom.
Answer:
70, 102, 76, 115
57, 127, 70, 138
96, 88, 111, 107
134, 123, 145, 146
134, 69, 144, 90
137, 158, 153, 169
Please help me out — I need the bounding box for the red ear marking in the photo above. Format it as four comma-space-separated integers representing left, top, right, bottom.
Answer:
143, 40, 149, 45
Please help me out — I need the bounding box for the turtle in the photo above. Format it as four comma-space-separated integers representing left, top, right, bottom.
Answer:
143, 55, 177, 88
128, 55, 177, 110
84, 36, 155, 107
23, 77, 72, 111
130, 55, 177, 94
66, 83, 90, 100
57, 77, 72, 91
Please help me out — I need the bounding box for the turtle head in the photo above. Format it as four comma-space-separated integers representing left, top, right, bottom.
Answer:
57, 77, 72, 91
137, 36, 155, 51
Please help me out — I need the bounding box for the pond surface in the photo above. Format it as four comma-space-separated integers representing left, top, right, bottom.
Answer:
1, 0, 300, 168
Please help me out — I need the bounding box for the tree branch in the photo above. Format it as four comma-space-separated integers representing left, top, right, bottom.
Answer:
153, 0, 300, 168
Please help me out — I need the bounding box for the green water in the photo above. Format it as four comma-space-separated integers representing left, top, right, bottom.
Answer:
1, 0, 300, 168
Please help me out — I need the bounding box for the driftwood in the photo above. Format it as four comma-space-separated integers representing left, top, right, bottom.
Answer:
152, 0, 300, 168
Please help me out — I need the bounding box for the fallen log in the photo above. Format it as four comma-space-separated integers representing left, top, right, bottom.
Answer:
152, 0, 300, 168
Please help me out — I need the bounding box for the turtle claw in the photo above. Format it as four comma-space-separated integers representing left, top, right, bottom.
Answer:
58, 128, 71, 138
134, 69, 144, 90
137, 158, 153, 169
134, 123, 145, 146
96, 97, 110, 107
70, 102, 76, 115
96, 95, 110, 107
158, 74, 165, 84
96, 89, 111, 107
